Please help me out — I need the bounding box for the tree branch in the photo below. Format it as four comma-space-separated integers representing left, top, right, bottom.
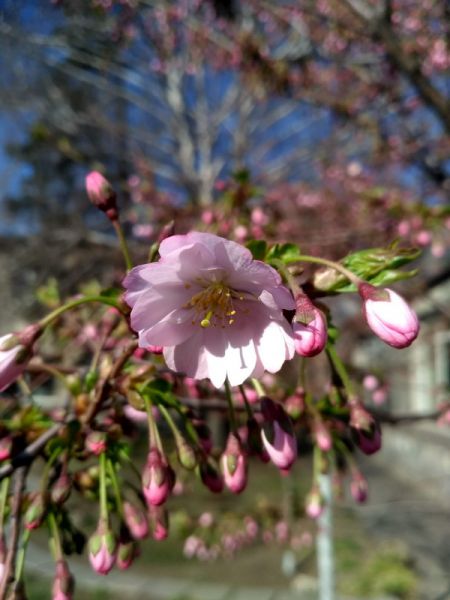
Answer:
0, 467, 27, 600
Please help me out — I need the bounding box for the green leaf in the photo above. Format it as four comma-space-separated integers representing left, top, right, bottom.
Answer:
246, 239, 267, 260
36, 278, 60, 309
266, 242, 302, 264
314, 244, 421, 293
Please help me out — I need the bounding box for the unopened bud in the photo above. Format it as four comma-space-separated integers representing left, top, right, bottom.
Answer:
149, 505, 169, 541
285, 388, 305, 420
293, 295, 327, 357
88, 521, 116, 575
260, 398, 297, 470
176, 438, 197, 471
0, 436, 12, 462
52, 560, 74, 600
359, 284, 419, 348
142, 448, 173, 506
24, 492, 47, 530
350, 471, 368, 503
116, 539, 137, 571
305, 485, 324, 519
123, 501, 149, 540
51, 472, 72, 505
221, 433, 247, 494
85, 431, 107, 456
85, 171, 118, 221
199, 460, 224, 494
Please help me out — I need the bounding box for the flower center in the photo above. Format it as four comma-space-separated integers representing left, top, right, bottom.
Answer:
186, 282, 241, 328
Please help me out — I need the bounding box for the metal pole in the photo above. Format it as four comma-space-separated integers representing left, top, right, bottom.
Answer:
317, 473, 335, 600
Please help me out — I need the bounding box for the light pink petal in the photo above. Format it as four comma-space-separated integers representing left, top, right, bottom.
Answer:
257, 319, 295, 373
164, 331, 211, 381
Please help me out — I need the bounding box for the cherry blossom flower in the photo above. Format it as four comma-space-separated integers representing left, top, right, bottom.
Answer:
123, 232, 295, 387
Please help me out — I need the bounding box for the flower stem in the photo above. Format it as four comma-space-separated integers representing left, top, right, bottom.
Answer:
112, 219, 133, 272
224, 379, 238, 432
159, 404, 182, 443
294, 254, 362, 287
325, 343, 354, 399
0, 477, 10, 531
270, 259, 302, 295
107, 459, 123, 518
48, 511, 63, 561
238, 385, 253, 419
99, 452, 108, 521
39, 295, 124, 329
251, 378, 265, 398
14, 528, 30, 583
142, 395, 163, 451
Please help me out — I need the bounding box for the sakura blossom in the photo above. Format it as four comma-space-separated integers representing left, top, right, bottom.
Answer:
123, 232, 295, 388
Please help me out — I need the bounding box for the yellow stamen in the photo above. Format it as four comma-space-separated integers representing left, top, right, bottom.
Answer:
200, 311, 213, 328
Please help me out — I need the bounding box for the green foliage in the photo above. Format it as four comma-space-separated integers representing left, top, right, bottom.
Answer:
246, 240, 303, 265
266, 242, 302, 264
36, 277, 60, 308
338, 541, 417, 599
314, 243, 421, 293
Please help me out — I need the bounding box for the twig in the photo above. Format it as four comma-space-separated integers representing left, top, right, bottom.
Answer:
0, 424, 62, 483
83, 340, 138, 424
0, 466, 27, 600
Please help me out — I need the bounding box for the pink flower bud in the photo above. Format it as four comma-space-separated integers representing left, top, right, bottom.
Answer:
85, 171, 118, 221
314, 420, 332, 452
85, 432, 107, 456
350, 401, 382, 455
24, 492, 47, 530
199, 460, 224, 493
52, 560, 74, 600
292, 294, 327, 357
0, 333, 31, 392
0, 436, 12, 462
88, 522, 116, 575
284, 388, 305, 420
149, 505, 169, 541
359, 284, 419, 349
51, 472, 72, 505
116, 540, 137, 570
221, 433, 248, 494
350, 471, 368, 503
362, 374, 379, 391
260, 398, 297, 470
176, 437, 197, 470
142, 448, 172, 506
305, 486, 324, 519
372, 387, 387, 405
123, 501, 149, 540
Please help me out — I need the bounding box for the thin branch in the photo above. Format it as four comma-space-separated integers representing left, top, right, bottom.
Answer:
0, 467, 27, 600
83, 340, 138, 425
0, 425, 62, 483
